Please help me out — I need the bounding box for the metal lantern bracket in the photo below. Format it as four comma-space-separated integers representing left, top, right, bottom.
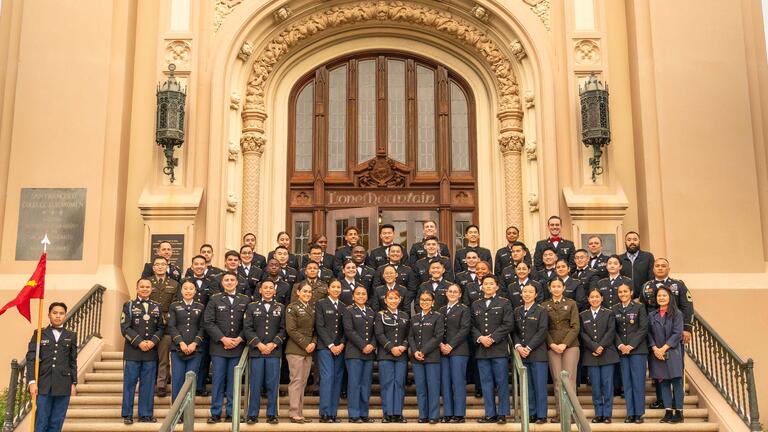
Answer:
579, 74, 611, 182
156, 64, 187, 183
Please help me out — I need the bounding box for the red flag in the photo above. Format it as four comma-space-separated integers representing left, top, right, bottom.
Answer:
0, 253, 46, 321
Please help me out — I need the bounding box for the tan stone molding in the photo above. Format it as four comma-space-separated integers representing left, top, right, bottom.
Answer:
214, 0, 244, 33
471, 4, 490, 22
510, 40, 526, 61
274, 6, 293, 23
238, 41, 254, 62
521, 0, 551, 30
165, 40, 191, 67
574, 39, 600, 66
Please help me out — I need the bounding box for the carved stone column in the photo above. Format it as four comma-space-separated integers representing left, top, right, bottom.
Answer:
240, 110, 267, 243
498, 108, 525, 238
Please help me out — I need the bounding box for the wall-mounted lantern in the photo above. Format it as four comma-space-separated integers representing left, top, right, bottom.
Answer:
156, 64, 186, 183
579, 74, 611, 182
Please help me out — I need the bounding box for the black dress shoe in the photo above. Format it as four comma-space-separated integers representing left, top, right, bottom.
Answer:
224, 415, 233, 422
418, 418, 427, 423
635, 416, 644, 424
660, 410, 673, 423
396, 415, 407, 423
477, 416, 497, 423
382, 416, 391, 423
474, 390, 483, 398
603, 417, 612, 423
670, 410, 684, 424
332, 416, 341, 423
649, 400, 664, 409
268, 416, 279, 424
123, 416, 133, 425
349, 417, 360, 423
453, 416, 465, 423
156, 388, 167, 397
429, 419, 438, 424
247, 416, 258, 424
139, 416, 157, 423
361, 416, 374, 423
440, 416, 451, 423
624, 416, 635, 423
497, 416, 506, 424
535, 418, 546, 424
340, 391, 347, 399
207, 415, 220, 424
591, 416, 603, 423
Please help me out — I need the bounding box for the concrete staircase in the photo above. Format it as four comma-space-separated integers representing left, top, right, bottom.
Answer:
61, 351, 722, 431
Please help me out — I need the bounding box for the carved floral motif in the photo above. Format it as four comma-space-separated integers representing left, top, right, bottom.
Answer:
528, 193, 539, 212
524, 90, 534, 108
227, 193, 238, 213
214, 0, 243, 33
356, 156, 409, 188
165, 40, 191, 66
574, 39, 600, 65
522, 0, 551, 30
498, 131, 525, 154
240, 133, 266, 155
230, 92, 241, 110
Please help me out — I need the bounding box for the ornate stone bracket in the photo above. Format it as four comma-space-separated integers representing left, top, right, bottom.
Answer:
238, 41, 254, 62
214, 0, 244, 33
521, 0, 551, 31
511, 40, 526, 61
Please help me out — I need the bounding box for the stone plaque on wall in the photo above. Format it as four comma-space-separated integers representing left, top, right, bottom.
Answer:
16, 188, 87, 260
581, 233, 617, 256
150, 234, 185, 268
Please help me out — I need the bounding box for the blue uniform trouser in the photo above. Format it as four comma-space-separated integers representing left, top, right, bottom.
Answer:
345, 359, 373, 418
34, 394, 70, 432
196, 338, 210, 391
378, 359, 407, 416
171, 351, 201, 402
660, 377, 684, 410
440, 355, 468, 417
620, 354, 647, 417
121, 360, 157, 417
477, 357, 510, 417
210, 355, 239, 417
588, 364, 615, 418
248, 357, 280, 417
413, 362, 441, 420
526, 361, 549, 419
317, 350, 345, 416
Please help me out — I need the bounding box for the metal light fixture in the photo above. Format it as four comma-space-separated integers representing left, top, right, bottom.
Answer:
579, 74, 611, 182
156, 64, 186, 183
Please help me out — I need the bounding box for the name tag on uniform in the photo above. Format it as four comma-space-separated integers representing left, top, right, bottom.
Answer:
326, 310, 335, 314
41, 339, 50, 345
527, 316, 537, 321
563, 305, 569, 310
423, 322, 433, 326
217, 305, 227, 311
254, 310, 263, 316
298, 309, 306, 316
583, 319, 592, 324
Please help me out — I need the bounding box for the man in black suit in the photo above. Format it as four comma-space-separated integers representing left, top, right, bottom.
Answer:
141, 241, 182, 283
185, 244, 224, 279
618, 231, 655, 298
27, 302, 77, 432
533, 216, 575, 271
367, 224, 409, 269
408, 220, 450, 266
586, 235, 609, 280
494, 226, 532, 277
454, 224, 493, 273
238, 245, 264, 295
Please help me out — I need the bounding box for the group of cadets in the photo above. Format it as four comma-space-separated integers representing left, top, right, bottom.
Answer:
115, 215, 694, 426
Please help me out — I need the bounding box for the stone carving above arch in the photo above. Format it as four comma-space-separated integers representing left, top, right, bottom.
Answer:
242, 1, 522, 117
214, 0, 244, 33
521, 0, 551, 31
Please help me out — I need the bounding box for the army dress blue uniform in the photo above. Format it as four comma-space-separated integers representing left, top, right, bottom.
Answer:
180, 275, 215, 394
596, 275, 633, 309
439, 302, 471, 419
471, 295, 514, 420
415, 278, 451, 313
409, 310, 444, 422
506, 279, 543, 309
120, 298, 164, 420
315, 296, 346, 420
369, 283, 408, 312
454, 246, 493, 273
613, 300, 649, 420
407, 240, 450, 267
166, 299, 205, 402
561, 275, 587, 311
494, 244, 533, 277
342, 304, 376, 421
413, 256, 454, 285
243, 298, 285, 420
26, 326, 77, 432
512, 303, 549, 421
204, 291, 249, 420
580, 307, 620, 420
372, 263, 418, 308
533, 238, 576, 272
374, 308, 410, 420
366, 244, 410, 270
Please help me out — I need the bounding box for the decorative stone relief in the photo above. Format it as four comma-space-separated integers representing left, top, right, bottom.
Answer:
292, 191, 312, 206
274, 6, 293, 22
230, 92, 241, 110
574, 39, 601, 65
228, 141, 240, 161
238, 41, 254, 62
510, 40, 526, 61
528, 193, 539, 212
498, 131, 525, 154
240, 132, 266, 155
470, 5, 490, 22
525, 140, 537, 161
454, 191, 473, 206
227, 193, 238, 213
165, 40, 191, 67
524, 90, 534, 108
522, 0, 551, 30
214, 0, 243, 33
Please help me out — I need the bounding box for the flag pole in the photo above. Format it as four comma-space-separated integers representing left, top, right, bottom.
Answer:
29, 234, 49, 432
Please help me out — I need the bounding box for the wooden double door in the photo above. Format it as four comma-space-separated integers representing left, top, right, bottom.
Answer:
325, 208, 440, 252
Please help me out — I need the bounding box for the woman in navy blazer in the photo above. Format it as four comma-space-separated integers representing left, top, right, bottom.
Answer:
647, 286, 685, 424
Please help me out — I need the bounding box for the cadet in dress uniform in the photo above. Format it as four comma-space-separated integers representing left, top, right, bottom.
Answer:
271, 246, 300, 287
461, 261, 489, 397
348, 245, 376, 292
120, 278, 164, 424
367, 224, 409, 269
284, 284, 316, 423
556, 259, 586, 310
494, 232, 533, 277
410, 291, 444, 423
342, 286, 376, 423
300, 235, 335, 271
454, 225, 493, 273
374, 290, 410, 423
339, 260, 360, 306
471, 275, 514, 424
141, 241, 182, 283
213, 251, 251, 296
618, 232, 655, 298
414, 237, 454, 284
580, 288, 620, 424
439, 284, 471, 423
370, 265, 408, 312
533, 216, 576, 271
302, 243, 335, 283
461, 260, 489, 307
572, 250, 600, 306
184, 255, 216, 395
238, 245, 264, 295
613, 283, 648, 423
167, 281, 205, 403
372, 244, 418, 308
204, 272, 249, 423
505, 262, 543, 308
595, 255, 633, 309
184, 244, 224, 279
261, 258, 292, 305
26, 302, 77, 432
512, 284, 550, 424
242, 233, 268, 270
333, 226, 360, 274
415, 260, 451, 312
243, 280, 285, 424
290, 261, 328, 305
407, 220, 451, 266
315, 279, 346, 423
542, 278, 580, 423
267, 231, 300, 271
455, 250, 481, 292
537, 247, 559, 287
148, 256, 179, 397
586, 236, 610, 280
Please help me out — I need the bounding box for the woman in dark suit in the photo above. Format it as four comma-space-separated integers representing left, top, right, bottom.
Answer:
374, 290, 409, 423
613, 283, 648, 423
267, 231, 300, 271
512, 283, 549, 424
580, 288, 620, 423
342, 285, 376, 423
506, 262, 543, 308
439, 283, 471, 423
409, 290, 444, 424
556, 259, 586, 310
648, 285, 685, 424
315, 279, 346, 423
